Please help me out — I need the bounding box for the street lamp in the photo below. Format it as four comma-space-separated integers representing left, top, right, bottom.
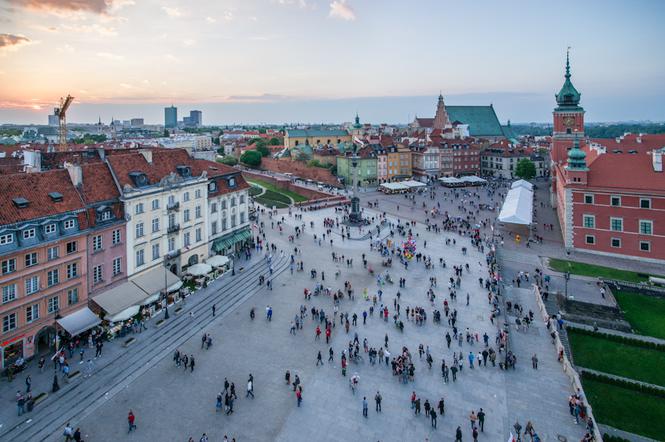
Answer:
564, 271, 570, 299
163, 262, 170, 320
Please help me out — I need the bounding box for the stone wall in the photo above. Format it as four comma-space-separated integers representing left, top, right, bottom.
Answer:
259, 157, 340, 187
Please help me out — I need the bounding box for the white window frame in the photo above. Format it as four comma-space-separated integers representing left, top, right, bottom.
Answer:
45, 224, 56, 234
112, 257, 122, 276
582, 215, 595, 229
25, 276, 39, 295
152, 243, 160, 261
585, 235, 595, 245
610, 217, 623, 232
639, 198, 651, 209
2, 258, 16, 275
23, 228, 36, 240
93, 265, 103, 284
135, 203, 144, 215
68, 288, 79, 305
610, 238, 621, 248
112, 229, 121, 245
610, 195, 621, 207
135, 223, 144, 238
136, 249, 145, 267
47, 268, 59, 287
2, 284, 16, 303
584, 194, 594, 204
64, 219, 75, 230
47, 246, 59, 261
67, 262, 78, 279
640, 241, 651, 252
0, 233, 13, 245
93, 235, 103, 251
152, 218, 160, 233
3, 313, 17, 333
47, 296, 59, 314
152, 199, 160, 210
26, 304, 39, 323
639, 220, 653, 235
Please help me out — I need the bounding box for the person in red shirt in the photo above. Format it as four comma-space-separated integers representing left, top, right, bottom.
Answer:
127, 410, 137, 433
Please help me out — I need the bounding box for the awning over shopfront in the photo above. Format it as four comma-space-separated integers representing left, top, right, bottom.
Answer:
92, 282, 148, 319
109, 305, 141, 323
56, 307, 101, 337
131, 266, 180, 298
212, 228, 252, 253
207, 255, 230, 268
168, 280, 183, 292
187, 263, 213, 277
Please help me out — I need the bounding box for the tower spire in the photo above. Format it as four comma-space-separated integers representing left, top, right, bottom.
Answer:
565, 46, 571, 79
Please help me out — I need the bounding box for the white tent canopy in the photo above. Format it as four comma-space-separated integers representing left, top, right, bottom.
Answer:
401, 180, 426, 188
511, 179, 534, 191
187, 263, 213, 276
131, 267, 180, 297
497, 186, 533, 225
207, 255, 230, 268
439, 177, 463, 185
459, 175, 487, 184
56, 307, 100, 337
168, 280, 183, 292
380, 182, 408, 191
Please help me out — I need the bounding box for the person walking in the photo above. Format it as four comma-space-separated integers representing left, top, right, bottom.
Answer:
472, 426, 479, 442
63, 423, 74, 441
316, 351, 323, 366
246, 378, 254, 398
362, 396, 368, 418
190, 355, 195, 372
455, 426, 463, 442
212, 304, 216, 316
328, 347, 334, 362
296, 386, 302, 407
531, 354, 538, 369
438, 398, 445, 416
431, 409, 437, 428
374, 391, 382, 412
127, 410, 137, 433
25, 375, 32, 393
477, 408, 485, 432
424, 399, 431, 417
469, 410, 478, 429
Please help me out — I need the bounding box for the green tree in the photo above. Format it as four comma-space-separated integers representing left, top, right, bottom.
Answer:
218, 155, 238, 166
515, 158, 537, 180
269, 137, 280, 145
307, 159, 321, 167
240, 150, 262, 167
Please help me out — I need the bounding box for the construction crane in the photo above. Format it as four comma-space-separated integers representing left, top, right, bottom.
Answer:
55, 94, 74, 151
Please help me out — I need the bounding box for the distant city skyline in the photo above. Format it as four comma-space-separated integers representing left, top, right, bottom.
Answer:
1, 0, 664, 124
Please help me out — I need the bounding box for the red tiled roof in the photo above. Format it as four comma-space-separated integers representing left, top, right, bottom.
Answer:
0, 169, 85, 225
585, 152, 665, 192
589, 134, 665, 154
79, 163, 120, 204
415, 118, 434, 128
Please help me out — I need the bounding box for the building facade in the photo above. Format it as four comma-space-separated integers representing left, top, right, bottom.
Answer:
551, 54, 665, 263
285, 129, 351, 149
164, 106, 178, 129
0, 171, 89, 368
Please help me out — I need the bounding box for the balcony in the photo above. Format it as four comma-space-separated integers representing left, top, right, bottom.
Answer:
167, 224, 180, 234
165, 249, 181, 260
167, 202, 180, 212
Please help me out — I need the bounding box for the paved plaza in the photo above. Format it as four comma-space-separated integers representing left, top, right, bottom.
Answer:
2, 185, 592, 442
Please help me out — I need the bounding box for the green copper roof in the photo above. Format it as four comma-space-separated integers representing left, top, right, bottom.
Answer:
353, 113, 362, 129
566, 139, 588, 171
446, 105, 504, 137
556, 50, 582, 109
501, 122, 518, 141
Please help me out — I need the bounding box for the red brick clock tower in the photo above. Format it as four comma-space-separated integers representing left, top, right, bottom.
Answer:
552, 49, 584, 164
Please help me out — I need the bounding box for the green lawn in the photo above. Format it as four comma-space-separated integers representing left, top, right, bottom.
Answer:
247, 178, 308, 203
548, 258, 659, 283
614, 290, 665, 340
249, 185, 263, 197
582, 377, 665, 441
253, 189, 291, 208
568, 329, 665, 387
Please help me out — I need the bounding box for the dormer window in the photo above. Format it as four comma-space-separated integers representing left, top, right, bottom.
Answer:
101, 211, 112, 221
12, 197, 29, 209
228, 177, 236, 188
45, 224, 56, 234
0, 233, 13, 245
64, 219, 75, 230
176, 165, 191, 177
48, 192, 63, 202
208, 181, 217, 192
129, 171, 149, 187
23, 228, 36, 240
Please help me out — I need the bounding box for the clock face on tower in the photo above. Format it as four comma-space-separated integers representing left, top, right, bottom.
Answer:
563, 116, 575, 128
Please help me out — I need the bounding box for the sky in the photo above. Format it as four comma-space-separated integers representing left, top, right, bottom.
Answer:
1, 0, 664, 125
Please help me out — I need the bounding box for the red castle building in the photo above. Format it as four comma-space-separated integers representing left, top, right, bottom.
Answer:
551, 52, 665, 264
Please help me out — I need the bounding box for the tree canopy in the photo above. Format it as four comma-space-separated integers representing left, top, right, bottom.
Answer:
515, 158, 536, 180
217, 155, 238, 166
240, 150, 262, 167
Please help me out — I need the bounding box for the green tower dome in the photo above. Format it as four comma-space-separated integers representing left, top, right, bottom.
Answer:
566, 139, 588, 171
556, 50, 582, 109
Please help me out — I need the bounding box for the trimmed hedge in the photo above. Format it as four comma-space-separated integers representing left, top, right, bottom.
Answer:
567, 325, 665, 352
602, 435, 631, 442
581, 370, 665, 399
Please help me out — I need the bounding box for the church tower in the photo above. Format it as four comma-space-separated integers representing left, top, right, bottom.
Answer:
552, 49, 585, 164
432, 93, 451, 131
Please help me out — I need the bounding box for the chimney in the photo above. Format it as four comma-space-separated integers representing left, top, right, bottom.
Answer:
64, 161, 83, 186
653, 150, 663, 173
139, 148, 153, 164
